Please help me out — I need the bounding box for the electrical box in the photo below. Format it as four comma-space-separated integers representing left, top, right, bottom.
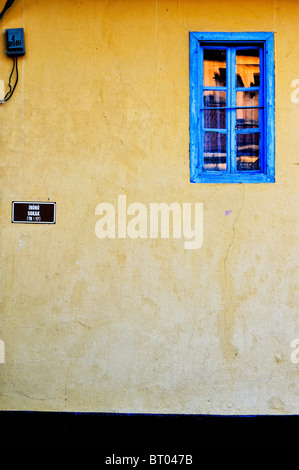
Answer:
5, 28, 25, 56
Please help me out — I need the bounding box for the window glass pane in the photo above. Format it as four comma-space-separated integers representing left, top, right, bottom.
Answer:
236, 108, 259, 129
204, 49, 226, 87
236, 49, 260, 88
237, 133, 260, 171
236, 90, 259, 128
203, 91, 226, 129
204, 132, 226, 171
203, 90, 226, 107
204, 109, 226, 129
237, 90, 259, 107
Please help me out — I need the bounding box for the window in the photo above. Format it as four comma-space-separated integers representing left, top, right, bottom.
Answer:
189, 32, 275, 183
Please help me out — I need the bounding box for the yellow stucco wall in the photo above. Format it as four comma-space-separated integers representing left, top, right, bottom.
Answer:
0, 0, 298, 414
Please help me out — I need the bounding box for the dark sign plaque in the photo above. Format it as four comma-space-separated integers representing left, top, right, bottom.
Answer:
12, 201, 56, 224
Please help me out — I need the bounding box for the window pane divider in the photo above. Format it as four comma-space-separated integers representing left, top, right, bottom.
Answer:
202, 86, 227, 91
236, 128, 261, 134
236, 87, 260, 91
229, 47, 235, 173
200, 106, 263, 110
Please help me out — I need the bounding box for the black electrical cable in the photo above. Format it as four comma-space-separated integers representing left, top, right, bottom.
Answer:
0, 0, 15, 20
0, 1, 20, 103
3, 56, 18, 102
5, 56, 16, 97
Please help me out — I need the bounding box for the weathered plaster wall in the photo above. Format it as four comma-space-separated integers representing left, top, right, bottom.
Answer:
0, 0, 298, 414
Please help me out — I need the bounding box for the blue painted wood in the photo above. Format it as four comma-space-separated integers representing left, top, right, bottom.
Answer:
191, 172, 274, 184
259, 46, 265, 173
202, 106, 258, 109
227, 47, 232, 173
189, 33, 200, 182
230, 47, 236, 174
190, 32, 274, 42
198, 41, 204, 175
235, 128, 261, 134
264, 33, 275, 181
235, 87, 260, 92
203, 128, 227, 133
202, 86, 227, 91
189, 32, 275, 184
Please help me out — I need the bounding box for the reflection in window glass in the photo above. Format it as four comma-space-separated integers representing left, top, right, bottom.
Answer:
204, 132, 227, 171
204, 110, 226, 129
236, 108, 259, 128
236, 49, 260, 88
237, 133, 260, 171
203, 90, 226, 107
237, 90, 259, 107
204, 49, 226, 87
236, 91, 259, 128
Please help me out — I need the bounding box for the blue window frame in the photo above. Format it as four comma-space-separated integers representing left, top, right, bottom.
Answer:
189, 32, 275, 183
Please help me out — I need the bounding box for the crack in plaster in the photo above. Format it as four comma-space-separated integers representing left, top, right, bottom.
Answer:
223, 185, 245, 362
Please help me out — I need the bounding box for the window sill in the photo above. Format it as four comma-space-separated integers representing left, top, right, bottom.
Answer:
190, 172, 275, 184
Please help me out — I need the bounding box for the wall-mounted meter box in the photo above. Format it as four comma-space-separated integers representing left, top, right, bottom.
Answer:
5, 28, 25, 56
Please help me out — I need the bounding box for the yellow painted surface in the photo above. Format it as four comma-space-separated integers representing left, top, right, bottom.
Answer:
0, 0, 298, 414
